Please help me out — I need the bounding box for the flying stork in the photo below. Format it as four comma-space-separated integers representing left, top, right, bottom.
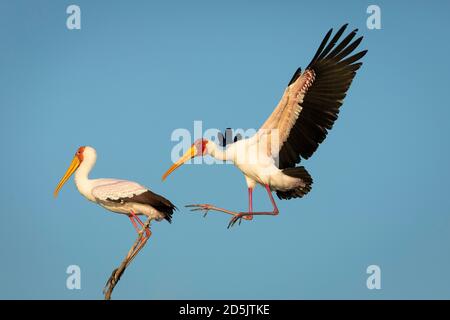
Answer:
162, 24, 367, 228
54, 146, 176, 249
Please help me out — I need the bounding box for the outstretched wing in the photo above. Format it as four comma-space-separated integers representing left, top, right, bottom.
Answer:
259, 24, 367, 169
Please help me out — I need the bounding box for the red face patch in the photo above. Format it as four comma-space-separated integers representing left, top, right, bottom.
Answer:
201, 139, 208, 154
194, 139, 208, 155
75, 146, 86, 161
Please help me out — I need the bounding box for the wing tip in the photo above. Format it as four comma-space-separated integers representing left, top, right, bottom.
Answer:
288, 67, 302, 86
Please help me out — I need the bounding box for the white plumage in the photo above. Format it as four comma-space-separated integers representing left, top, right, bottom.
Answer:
55, 146, 176, 224
163, 24, 366, 227
92, 180, 148, 202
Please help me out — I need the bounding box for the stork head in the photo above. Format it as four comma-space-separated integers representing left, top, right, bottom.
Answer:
162, 138, 210, 181
54, 146, 96, 197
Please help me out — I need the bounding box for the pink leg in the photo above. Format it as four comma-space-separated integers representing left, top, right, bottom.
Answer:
228, 185, 279, 228
246, 188, 254, 221
129, 211, 151, 237
265, 185, 279, 215
186, 187, 259, 225
128, 216, 140, 233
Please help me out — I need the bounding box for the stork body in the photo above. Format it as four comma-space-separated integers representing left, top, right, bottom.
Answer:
55, 146, 175, 235
163, 24, 367, 227
207, 138, 304, 192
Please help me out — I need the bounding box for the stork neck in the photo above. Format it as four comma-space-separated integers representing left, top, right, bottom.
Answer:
74, 156, 96, 201
208, 143, 234, 162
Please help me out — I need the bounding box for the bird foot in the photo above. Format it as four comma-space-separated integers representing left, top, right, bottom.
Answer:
186, 204, 252, 226
228, 213, 249, 228
185, 204, 215, 217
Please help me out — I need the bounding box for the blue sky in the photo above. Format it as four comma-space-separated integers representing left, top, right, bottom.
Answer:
0, 0, 449, 299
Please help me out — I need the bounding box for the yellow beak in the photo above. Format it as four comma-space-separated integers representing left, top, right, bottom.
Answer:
162, 145, 197, 181
54, 156, 81, 198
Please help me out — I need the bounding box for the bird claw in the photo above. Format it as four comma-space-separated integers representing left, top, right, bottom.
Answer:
185, 204, 212, 218
227, 213, 245, 229
186, 205, 251, 228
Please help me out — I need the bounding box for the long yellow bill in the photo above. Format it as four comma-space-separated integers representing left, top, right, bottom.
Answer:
54, 156, 81, 198
162, 145, 196, 181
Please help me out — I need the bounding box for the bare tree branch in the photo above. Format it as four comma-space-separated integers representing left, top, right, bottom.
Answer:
103, 217, 153, 300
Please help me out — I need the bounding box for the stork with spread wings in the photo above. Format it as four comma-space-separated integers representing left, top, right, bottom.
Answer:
163, 24, 367, 228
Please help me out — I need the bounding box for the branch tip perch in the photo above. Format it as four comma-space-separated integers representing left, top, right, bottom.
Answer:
103, 217, 153, 300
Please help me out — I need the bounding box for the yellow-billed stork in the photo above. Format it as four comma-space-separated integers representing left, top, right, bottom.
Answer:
162, 24, 367, 228
54, 146, 176, 240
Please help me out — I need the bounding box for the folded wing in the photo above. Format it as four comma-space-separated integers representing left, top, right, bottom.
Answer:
92, 180, 176, 222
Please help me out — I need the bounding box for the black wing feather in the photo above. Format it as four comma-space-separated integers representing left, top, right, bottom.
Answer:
287, 67, 302, 86
278, 25, 367, 169
108, 190, 176, 223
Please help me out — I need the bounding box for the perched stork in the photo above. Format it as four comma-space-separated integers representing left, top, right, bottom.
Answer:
54, 146, 176, 243
162, 24, 367, 228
